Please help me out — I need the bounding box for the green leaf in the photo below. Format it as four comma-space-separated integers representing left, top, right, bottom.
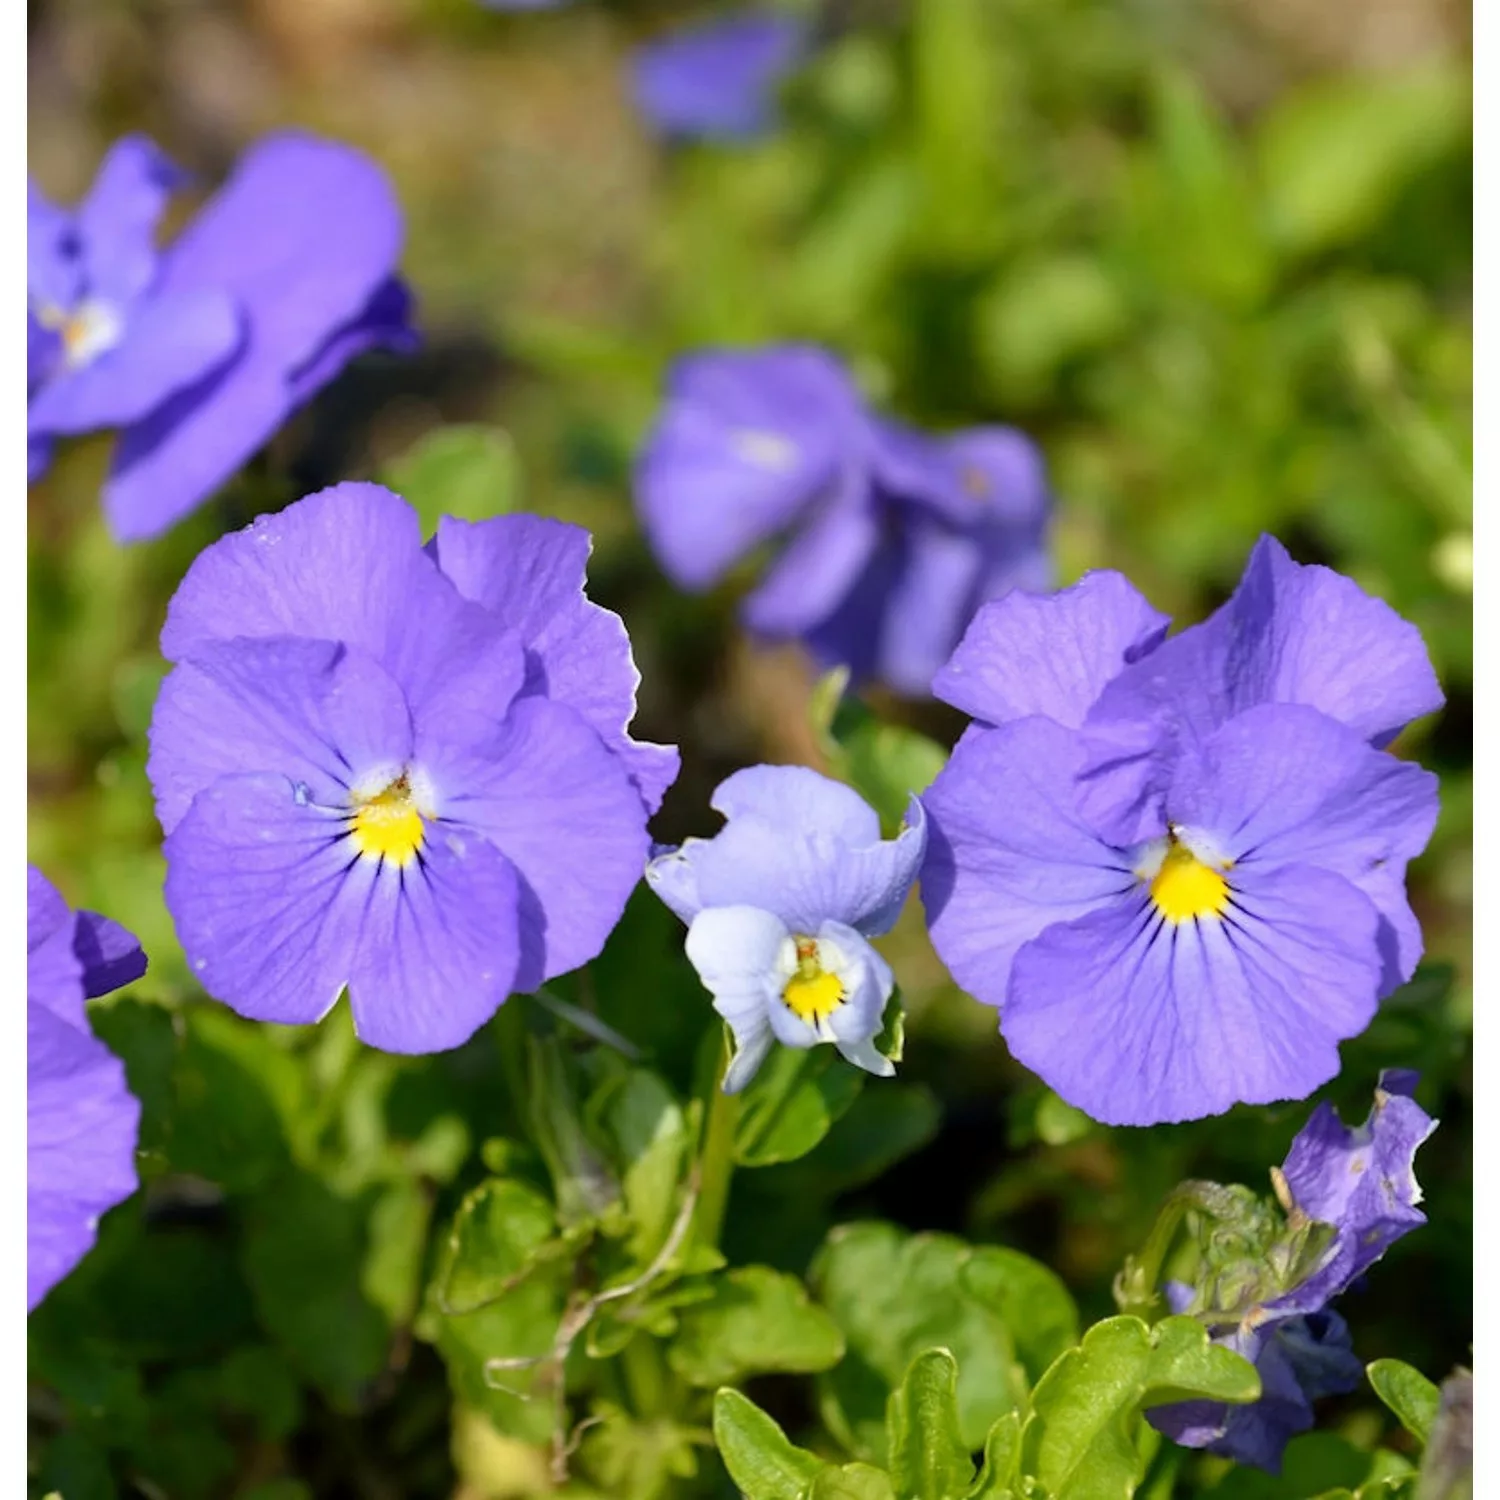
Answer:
669, 1265, 845, 1388
959, 1248, 1080, 1386
966, 1411, 1023, 1499
712, 1388, 827, 1500
1020, 1315, 1260, 1499
887, 1349, 976, 1500
812, 1223, 1030, 1461
605, 1068, 690, 1265
812, 1464, 899, 1500
435, 1177, 561, 1315
382, 424, 520, 533
1256, 66, 1469, 259
735, 1046, 866, 1167
1368, 1359, 1441, 1447
240, 1169, 393, 1411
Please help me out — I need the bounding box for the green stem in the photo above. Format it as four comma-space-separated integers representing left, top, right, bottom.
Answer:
1114, 1187, 1199, 1322
620, 1328, 670, 1421
692, 1033, 740, 1253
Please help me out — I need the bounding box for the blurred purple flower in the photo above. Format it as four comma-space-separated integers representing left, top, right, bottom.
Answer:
631, 10, 809, 141
1152, 1072, 1436, 1470
922, 539, 1443, 1125
647, 764, 925, 1090
28, 868, 146, 1312
147, 483, 678, 1054
28, 132, 414, 542
635, 344, 1052, 696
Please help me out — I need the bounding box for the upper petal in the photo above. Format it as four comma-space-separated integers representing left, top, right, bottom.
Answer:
77, 135, 184, 307
920, 716, 1138, 1009
1003, 863, 1383, 1126
27, 868, 85, 1026
635, 344, 865, 589
933, 571, 1170, 729
432, 513, 679, 813
148, 634, 414, 835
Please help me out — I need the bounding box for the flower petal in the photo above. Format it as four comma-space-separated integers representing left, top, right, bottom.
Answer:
28, 1000, 140, 1310
148, 636, 413, 835
423, 697, 651, 991
27, 869, 85, 1026
711, 763, 882, 846
873, 520, 987, 698
920, 717, 1138, 1009
1167, 702, 1439, 989
74, 911, 148, 999
433, 513, 679, 813
1266, 1077, 1435, 1319
933, 571, 1170, 729
635, 345, 864, 588
76, 135, 183, 306
344, 824, 523, 1054
27, 288, 243, 438
158, 485, 524, 727
1003, 864, 1383, 1125
630, 11, 807, 140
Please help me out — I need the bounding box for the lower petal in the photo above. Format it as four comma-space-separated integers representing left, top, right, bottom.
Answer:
1004, 865, 1383, 1125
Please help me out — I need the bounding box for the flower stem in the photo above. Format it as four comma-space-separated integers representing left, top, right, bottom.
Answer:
692, 1032, 740, 1253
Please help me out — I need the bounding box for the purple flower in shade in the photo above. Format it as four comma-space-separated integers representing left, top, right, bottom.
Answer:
29, 132, 414, 542
1151, 1072, 1436, 1470
630, 10, 809, 142
646, 765, 925, 1091
921, 537, 1443, 1125
146, 483, 679, 1054
28, 868, 147, 1312
634, 345, 1052, 696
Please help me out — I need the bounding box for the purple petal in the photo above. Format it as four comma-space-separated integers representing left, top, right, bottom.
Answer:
28, 1000, 141, 1310
874, 521, 986, 698
103, 133, 407, 540
1003, 863, 1383, 1125
933, 571, 1170, 729
1079, 537, 1444, 843
1266, 1078, 1436, 1319
920, 717, 1139, 1009
27, 869, 85, 1026
29, 179, 79, 311
148, 635, 414, 835
158, 485, 523, 727
287, 275, 418, 405
432, 513, 679, 813
27, 287, 243, 437
422, 698, 651, 992
712, 763, 882, 845
74, 912, 148, 1000
344, 825, 523, 1054
76, 135, 183, 306
1167, 703, 1439, 991
163, 773, 523, 1052
741, 467, 880, 638
630, 10, 807, 141
635, 345, 865, 589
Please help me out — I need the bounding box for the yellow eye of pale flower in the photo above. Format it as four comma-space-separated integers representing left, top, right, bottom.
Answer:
782, 936, 845, 1024
350, 775, 425, 867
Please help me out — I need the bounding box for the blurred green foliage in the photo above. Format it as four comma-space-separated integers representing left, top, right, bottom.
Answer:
28, 0, 1468, 1495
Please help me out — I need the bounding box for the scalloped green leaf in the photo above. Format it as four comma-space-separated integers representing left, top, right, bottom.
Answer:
887, 1349, 975, 1500
713, 1388, 827, 1500
1368, 1359, 1441, 1447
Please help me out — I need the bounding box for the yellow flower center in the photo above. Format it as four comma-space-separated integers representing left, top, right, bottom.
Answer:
782, 937, 845, 1024
350, 774, 425, 867
1148, 838, 1230, 924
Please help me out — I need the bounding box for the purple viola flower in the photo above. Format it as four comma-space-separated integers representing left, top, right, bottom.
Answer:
1151, 1073, 1436, 1470
922, 538, 1443, 1125
630, 10, 809, 142
28, 868, 147, 1312
646, 764, 925, 1091
634, 344, 1052, 697
147, 483, 678, 1054
29, 131, 414, 542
